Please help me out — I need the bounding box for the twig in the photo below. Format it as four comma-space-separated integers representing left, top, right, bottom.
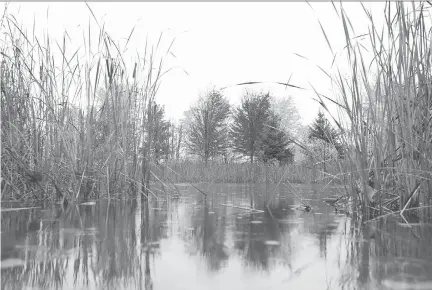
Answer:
158, 161, 207, 196
266, 164, 290, 207
150, 171, 169, 195
365, 204, 432, 223
150, 160, 181, 196
220, 203, 265, 213
283, 183, 304, 201
400, 182, 422, 216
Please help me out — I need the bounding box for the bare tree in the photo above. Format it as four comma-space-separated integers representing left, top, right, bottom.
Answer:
184, 89, 230, 163
151, 103, 170, 164
167, 121, 183, 161
270, 95, 301, 138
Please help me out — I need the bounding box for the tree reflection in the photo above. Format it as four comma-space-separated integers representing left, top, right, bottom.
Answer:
233, 199, 292, 271
0, 199, 169, 290
190, 197, 229, 272
2, 186, 432, 290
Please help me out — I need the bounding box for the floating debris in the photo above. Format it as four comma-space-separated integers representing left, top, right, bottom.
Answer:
382, 280, 432, 290
294, 204, 311, 212
80, 201, 96, 206
323, 196, 343, 205
84, 227, 98, 233
220, 203, 264, 213
1, 207, 40, 212
397, 222, 425, 227
59, 228, 97, 236
14, 245, 50, 253
147, 241, 160, 247
264, 240, 280, 246
278, 219, 303, 224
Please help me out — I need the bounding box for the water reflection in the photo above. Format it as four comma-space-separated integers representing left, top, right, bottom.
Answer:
1, 183, 432, 290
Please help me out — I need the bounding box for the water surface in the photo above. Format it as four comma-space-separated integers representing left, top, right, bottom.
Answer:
2, 183, 432, 290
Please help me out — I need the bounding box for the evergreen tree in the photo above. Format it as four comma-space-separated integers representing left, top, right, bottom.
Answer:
308, 110, 338, 144
308, 110, 342, 172
230, 91, 271, 163
152, 103, 170, 164
260, 112, 294, 165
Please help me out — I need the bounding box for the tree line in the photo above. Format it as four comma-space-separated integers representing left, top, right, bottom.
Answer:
148, 88, 344, 166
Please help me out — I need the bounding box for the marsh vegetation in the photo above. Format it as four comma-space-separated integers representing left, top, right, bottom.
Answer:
1, 2, 432, 289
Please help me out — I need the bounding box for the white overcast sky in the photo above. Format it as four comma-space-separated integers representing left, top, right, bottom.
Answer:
2, 2, 386, 125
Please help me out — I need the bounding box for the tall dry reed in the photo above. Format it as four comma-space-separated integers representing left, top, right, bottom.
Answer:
155, 160, 344, 185
314, 2, 432, 218
1, 6, 171, 204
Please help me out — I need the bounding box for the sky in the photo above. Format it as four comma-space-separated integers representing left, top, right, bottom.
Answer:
2, 2, 386, 125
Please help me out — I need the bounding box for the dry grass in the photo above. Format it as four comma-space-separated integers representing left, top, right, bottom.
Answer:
153, 160, 345, 185
0, 5, 170, 204
313, 2, 432, 218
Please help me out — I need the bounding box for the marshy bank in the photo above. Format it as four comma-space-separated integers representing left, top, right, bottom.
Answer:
2, 2, 432, 221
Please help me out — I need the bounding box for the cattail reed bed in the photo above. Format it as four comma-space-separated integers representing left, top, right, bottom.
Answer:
1, 8, 165, 203
2, 2, 432, 222
154, 160, 345, 185
314, 2, 432, 219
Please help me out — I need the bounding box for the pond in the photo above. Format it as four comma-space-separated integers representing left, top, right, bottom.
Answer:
2, 183, 432, 290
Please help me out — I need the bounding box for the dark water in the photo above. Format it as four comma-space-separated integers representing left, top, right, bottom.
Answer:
2, 183, 432, 290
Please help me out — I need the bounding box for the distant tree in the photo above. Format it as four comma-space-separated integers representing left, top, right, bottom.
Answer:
308, 110, 339, 143
151, 103, 170, 164
270, 95, 301, 138
308, 110, 342, 172
184, 89, 230, 163
230, 91, 271, 163
167, 121, 183, 161
259, 112, 294, 165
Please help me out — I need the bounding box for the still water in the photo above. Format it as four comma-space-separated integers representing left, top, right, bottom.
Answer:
2, 183, 432, 290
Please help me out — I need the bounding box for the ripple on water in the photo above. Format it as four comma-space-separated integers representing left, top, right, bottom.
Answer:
278, 219, 303, 224
264, 240, 280, 246
382, 280, 432, 290
80, 201, 96, 206
1, 258, 26, 269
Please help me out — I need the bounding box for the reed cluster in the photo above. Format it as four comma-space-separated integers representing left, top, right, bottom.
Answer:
153, 160, 344, 185
1, 7, 167, 203
316, 2, 432, 217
